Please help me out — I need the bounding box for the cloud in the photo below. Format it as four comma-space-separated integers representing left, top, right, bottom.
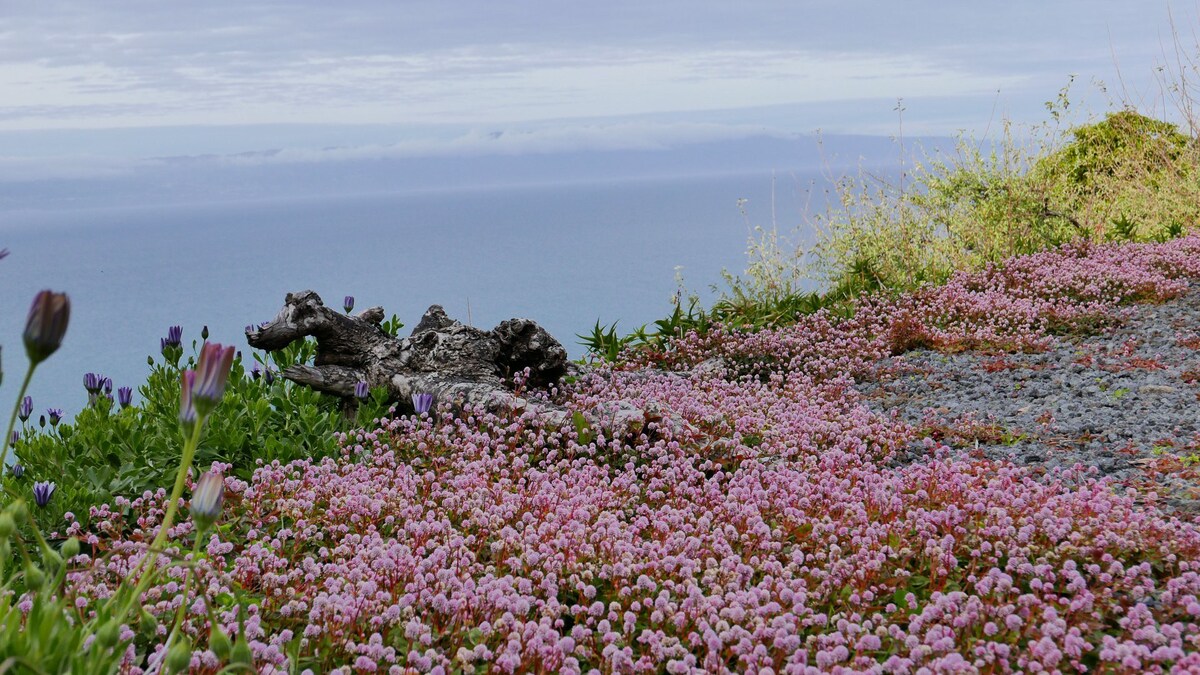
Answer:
0, 42, 1028, 131
0, 155, 153, 182
0, 119, 790, 181
216, 121, 796, 164
0, 1, 1189, 138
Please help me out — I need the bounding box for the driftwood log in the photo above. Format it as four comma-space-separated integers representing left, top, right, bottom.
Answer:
245, 291, 671, 434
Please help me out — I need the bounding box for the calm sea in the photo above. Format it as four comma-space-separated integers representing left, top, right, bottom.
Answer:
0, 171, 826, 421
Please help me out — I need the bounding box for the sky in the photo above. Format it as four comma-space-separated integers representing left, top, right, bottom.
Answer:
0, 0, 1195, 168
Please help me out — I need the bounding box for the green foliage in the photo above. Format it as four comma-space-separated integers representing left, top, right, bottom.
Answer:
577, 320, 637, 363
580, 281, 859, 362
709, 286, 857, 329
578, 298, 719, 363
702, 212, 864, 330
0, 486, 254, 673
810, 117, 1074, 295
7, 338, 394, 533
0, 308, 262, 673
587, 94, 1198, 357
811, 103, 1199, 295
379, 313, 406, 339
571, 411, 595, 445
0, 524, 126, 674
1035, 109, 1198, 241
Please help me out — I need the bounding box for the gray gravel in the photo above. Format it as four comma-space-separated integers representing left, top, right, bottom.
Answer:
856, 282, 1200, 517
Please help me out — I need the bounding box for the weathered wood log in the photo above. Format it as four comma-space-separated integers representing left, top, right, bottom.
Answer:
244, 291, 670, 434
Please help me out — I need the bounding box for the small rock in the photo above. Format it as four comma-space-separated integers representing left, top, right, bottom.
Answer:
1139, 385, 1177, 395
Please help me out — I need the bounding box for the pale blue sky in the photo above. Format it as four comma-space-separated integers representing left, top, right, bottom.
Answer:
0, 1, 1194, 161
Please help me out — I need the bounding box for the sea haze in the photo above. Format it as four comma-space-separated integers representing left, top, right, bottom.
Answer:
0, 134, 914, 420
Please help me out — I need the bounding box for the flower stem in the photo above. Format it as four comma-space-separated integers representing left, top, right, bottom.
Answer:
162, 535, 206, 657
117, 419, 204, 623
0, 363, 35, 480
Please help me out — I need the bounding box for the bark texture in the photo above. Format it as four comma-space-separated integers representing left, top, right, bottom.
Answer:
245, 291, 665, 434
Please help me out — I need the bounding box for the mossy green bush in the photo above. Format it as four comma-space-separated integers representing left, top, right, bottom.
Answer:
1034, 109, 1199, 241
809, 107, 1200, 298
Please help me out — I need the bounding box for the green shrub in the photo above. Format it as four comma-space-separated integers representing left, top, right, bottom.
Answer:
1033, 109, 1199, 241
8, 335, 395, 534
810, 105, 1199, 296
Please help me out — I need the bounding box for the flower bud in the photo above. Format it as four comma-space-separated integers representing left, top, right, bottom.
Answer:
0, 513, 14, 539
42, 548, 62, 573
23, 290, 70, 365
179, 370, 197, 435
412, 392, 434, 415
230, 634, 253, 667
96, 619, 121, 649
9, 500, 28, 522
192, 343, 235, 417
139, 608, 158, 634
209, 625, 232, 660
61, 537, 80, 559
24, 565, 44, 590
162, 325, 182, 350
190, 471, 225, 532
32, 481, 55, 508
164, 636, 192, 674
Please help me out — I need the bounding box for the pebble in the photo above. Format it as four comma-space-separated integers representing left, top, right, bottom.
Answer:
857, 282, 1200, 515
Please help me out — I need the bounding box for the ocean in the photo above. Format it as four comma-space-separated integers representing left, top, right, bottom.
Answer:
0, 170, 828, 422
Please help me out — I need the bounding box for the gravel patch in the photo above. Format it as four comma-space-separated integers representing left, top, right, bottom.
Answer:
857, 282, 1200, 516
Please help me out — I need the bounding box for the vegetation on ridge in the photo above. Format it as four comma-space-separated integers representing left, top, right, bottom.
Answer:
3, 68, 1200, 673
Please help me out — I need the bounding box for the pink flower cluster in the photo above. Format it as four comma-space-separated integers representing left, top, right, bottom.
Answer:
644, 236, 1200, 377
61, 235, 1200, 673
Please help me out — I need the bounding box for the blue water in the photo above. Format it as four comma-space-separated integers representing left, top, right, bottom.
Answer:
0, 171, 825, 421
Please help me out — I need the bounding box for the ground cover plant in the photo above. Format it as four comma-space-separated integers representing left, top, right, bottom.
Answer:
0, 233, 1196, 672
3, 93, 1200, 671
